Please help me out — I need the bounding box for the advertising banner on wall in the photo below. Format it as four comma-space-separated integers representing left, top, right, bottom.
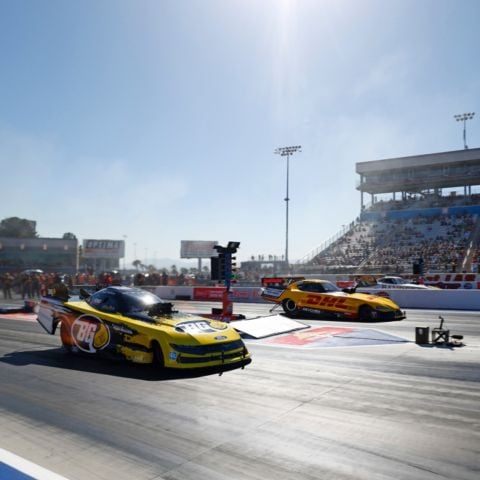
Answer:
82, 239, 125, 258
180, 240, 218, 259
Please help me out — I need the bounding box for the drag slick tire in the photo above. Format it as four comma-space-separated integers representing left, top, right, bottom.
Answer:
359, 305, 375, 321
60, 321, 73, 353
152, 341, 165, 368
282, 298, 299, 316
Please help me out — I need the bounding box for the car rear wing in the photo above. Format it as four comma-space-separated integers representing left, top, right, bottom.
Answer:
36, 296, 70, 335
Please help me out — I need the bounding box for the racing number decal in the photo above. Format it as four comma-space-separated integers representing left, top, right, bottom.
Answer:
71, 315, 111, 353
76, 322, 97, 343
176, 320, 227, 334
182, 322, 212, 333
305, 295, 349, 309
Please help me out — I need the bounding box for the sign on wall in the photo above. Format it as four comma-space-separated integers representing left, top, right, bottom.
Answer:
180, 240, 218, 259
82, 239, 125, 258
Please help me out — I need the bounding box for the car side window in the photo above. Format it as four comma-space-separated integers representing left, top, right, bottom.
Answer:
90, 291, 119, 313
297, 282, 310, 292
298, 282, 324, 293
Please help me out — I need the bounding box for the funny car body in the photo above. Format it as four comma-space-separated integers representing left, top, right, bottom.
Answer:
36, 286, 251, 372
261, 278, 405, 321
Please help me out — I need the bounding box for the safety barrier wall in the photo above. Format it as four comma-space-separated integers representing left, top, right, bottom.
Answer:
358, 288, 480, 310
153, 286, 480, 310
317, 273, 480, 289
153, 286, 264, 303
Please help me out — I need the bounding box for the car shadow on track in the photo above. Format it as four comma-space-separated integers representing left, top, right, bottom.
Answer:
279, 312, 404, 323
0, 348, 246, 381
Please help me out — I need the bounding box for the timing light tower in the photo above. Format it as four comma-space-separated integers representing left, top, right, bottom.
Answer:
210, 241, 242, 321
274, 145, 302, 269
454, 112, 475, 149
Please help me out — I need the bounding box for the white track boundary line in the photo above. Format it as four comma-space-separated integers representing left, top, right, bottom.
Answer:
0, 447, 69, 480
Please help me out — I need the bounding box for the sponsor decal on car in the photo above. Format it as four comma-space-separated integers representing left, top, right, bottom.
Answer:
175, 320, 227, 334
305, 295, 349, 308
262, 288, 285, 298
111, 324, 136, 335
71, 315, 111, 353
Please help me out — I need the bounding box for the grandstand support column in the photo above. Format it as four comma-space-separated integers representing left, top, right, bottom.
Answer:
275, 145, 302, 269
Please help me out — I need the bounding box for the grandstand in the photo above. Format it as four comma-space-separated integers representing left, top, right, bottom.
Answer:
300, 148, 480, 275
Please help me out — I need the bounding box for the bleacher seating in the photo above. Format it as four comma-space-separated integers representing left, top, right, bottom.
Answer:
306, 197, 480, 274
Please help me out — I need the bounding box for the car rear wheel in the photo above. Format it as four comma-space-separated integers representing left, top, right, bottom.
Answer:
152, 341, 165, 368
359, 305, 374, 321
60, 321, 73, 353
282, 299, 299, 316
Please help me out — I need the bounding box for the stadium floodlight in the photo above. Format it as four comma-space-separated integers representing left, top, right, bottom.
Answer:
454, 112, 475, 149
274, 145, 302, 268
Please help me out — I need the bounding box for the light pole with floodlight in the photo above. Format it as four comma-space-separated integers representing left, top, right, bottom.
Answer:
274, 145, 302, 269
454, 112, 475, 149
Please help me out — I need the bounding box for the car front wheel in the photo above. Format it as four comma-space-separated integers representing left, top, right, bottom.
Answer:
152, 341, 165, 368
359, 305, 374, 321
282, 299, 299, 316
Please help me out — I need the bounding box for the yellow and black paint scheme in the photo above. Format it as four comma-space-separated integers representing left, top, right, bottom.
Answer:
261, 279, 405, 321
37, 286, 251, 371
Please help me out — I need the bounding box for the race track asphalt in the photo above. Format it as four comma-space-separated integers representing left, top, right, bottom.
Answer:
0, 299, 479, 480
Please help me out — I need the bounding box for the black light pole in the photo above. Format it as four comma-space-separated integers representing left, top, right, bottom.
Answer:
454, 112, 475, 149
274, 145, 302, 269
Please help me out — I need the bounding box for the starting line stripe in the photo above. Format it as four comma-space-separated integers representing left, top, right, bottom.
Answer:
0, 448, 69, 480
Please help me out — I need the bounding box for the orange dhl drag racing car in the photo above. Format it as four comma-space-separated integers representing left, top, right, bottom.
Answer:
261, 278, 406, 321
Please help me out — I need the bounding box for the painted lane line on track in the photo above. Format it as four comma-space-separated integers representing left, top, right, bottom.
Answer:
0, 313, 37, 322
0, 448, 69, 480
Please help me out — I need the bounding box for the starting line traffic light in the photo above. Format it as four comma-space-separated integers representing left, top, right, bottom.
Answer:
210, 242, 240, 289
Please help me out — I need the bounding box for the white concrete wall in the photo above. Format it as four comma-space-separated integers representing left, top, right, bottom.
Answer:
153, 286, 480, 310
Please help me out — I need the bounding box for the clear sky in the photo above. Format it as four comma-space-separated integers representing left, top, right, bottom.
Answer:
1, 0, 479, 266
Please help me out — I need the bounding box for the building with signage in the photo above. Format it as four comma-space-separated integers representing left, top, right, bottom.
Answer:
80, 239, 125, 273
0, 236, 126, 274
0, 237, 78, 273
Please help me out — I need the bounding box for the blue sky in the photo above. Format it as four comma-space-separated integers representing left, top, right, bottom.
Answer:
1, 0, 479, 266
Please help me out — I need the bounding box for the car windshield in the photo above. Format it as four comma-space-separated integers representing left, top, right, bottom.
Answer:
297, 281, 340, 293
121, 290, 164, 313
322, 282, 340, 292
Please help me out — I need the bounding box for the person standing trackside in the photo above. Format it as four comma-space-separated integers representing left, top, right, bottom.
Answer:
2, 272, 13, 299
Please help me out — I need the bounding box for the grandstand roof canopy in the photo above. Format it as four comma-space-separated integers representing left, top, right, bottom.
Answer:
356, 147, 480, 194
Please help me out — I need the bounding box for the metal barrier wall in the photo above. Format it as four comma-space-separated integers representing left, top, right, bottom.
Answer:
153, 286, 480, 310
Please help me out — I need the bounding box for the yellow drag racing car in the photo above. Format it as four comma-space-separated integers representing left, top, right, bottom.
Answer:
36, 286, 251, 372
261, 279, 405, 321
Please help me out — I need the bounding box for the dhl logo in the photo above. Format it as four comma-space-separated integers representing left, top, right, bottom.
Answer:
305, 295, 349, 309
